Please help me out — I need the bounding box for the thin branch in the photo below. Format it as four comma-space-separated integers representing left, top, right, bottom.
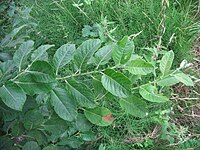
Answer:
171, 97, 199, 101
56, 66, 118, 80
183, 114, 200, 118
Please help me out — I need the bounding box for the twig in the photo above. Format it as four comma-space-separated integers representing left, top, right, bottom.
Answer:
142, 12, 154, 24
157, 0, 167, 50
95, 92, 109, 101
56, 66, 118, 80
129, 30, 143, 40
183, 114, 200, 118
171, 97, 199, 101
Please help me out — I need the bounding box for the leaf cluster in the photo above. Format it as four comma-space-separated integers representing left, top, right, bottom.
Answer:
0, 36, 194, 149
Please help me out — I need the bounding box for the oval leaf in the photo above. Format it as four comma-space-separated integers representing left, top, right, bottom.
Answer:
139, 84, 169, 103
66, 79, 96, 108
22, 141, 39, 150
30, 60, 55, 77
23, 109, 44, 130
31, 44, 54, 62
0, 60, 16, 82
16, 61, 57, 95
101, 69, 131, 98
173, 72, 194, 86
80, 132, 96, 142
0, 82, 26, 111
0, 52, 12, 62
53, 44, 75, 74
84, 107, 113, 126
160, 50, 174, 76
112, 36, 134, 64
157, 76, 179, 86
119, 96, 148, 118
74, 39, 101, 71
127, 59, 154, 75
0, 25, 27, 46
75, 113, 92, 132
13, 40, 34, 71
94, 44, 113, 67
50, 88, 77, 121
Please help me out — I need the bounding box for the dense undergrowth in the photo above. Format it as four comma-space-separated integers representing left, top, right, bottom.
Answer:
0, 0, 200, 150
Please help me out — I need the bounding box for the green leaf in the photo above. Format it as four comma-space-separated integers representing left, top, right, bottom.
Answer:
126, 59, 154, 75
94, 44, 113, 67
0, 60, 15, 83
43, 114, 69, 141
0, 60, 15, 73
66, 79, 96, 108
139, 84, 169, 103
0, 102, 19, 121
31, 44, 54, 62
12, 121, 25, 136
160, 50, 174, 76
0, 136, 16, 150
58, 137, 83, 148
0, 52, 12, 62
27, 130, 47, 146
50, 88, 77, 121
0, 25, 27, 46
74, 39, 101, 71
157, 76, 179, 86
13, 40, 34, 71
53, 44, 75, 74
98, 144, 106, 150
112, 36, 134, 64
42, 145, 56, 150
0, 82, 26, 111
23, 109, 44, 130
22, 141, 39, 150
82, 25, 93, 37
101, 69, 131, 98
16, 61, 57, 95
16, 78, 56, 96
84, 107, 113, 126
30, 60, 55, 77
92, 76, 107, 99
173, 72, 194, 86
75, 113, 92, 132
80, 131, 96, 141
119, 96, 148, 118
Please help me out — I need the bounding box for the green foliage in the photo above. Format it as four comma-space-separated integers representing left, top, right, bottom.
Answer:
53, 44, 75, 75
74, 39, 101, 71
173, 72, 194, 86
66, 79, 96, 108
139, 84, 169, 103
84, 107, 113, 126
0, 82, 26, 111
101, 69, 131, 98
0, 34, 195, 148
160, 50, 174, 76
50, 88, 77, 121
119, 96, 148, 118
0, 0, 198, 149
92, 44, 113, 68
127, 59, 154, 75
112, 36, 134, 64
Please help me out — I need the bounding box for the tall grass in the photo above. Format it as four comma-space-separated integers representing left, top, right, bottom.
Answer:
20, 0, 199, 63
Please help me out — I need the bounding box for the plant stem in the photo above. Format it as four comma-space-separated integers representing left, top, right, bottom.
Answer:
56, 66, 118, 80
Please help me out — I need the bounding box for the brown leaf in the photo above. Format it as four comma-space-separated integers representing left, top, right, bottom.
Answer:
102, 114, 114, 122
